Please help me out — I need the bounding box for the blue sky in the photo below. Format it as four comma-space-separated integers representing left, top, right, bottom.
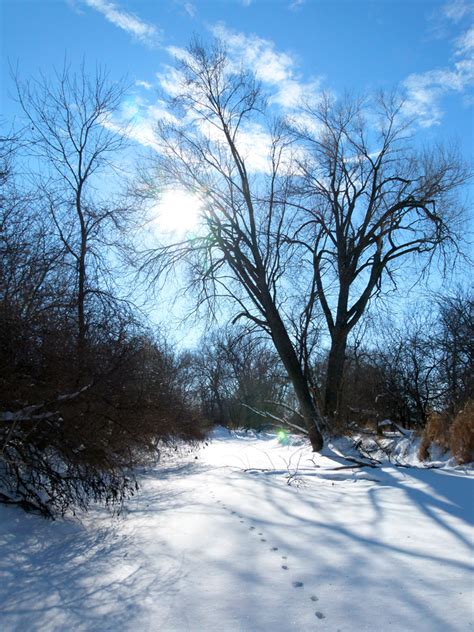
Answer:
1, 0, 473, 157
1, 0, 472, 341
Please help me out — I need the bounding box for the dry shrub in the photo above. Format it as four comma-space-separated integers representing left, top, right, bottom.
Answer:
449, 400, 474, 465
418, 411, 451, 461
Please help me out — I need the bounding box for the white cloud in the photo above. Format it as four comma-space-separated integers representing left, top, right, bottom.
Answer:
83, 0, 160, 46
173, 0, 197, 18
443, 0, 472, 22
135, 79, 153, 90
211, 24, 292, 82
157, 65, 187, 98
236, 122, 272, 173
403, 14, 474, 127
403, 59, 474, 126
271, 77, 321, 109
289, 0, 306, 10
101, 95, 180, 152
210, 24, 321, 111
184, 3, 196, 18
455, 25, 474, 55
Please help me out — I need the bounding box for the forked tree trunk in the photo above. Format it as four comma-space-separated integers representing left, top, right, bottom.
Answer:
324, 329, 348, 420
264, 302, 324, 451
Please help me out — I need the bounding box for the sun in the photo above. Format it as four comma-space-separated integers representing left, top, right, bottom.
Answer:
151, 189, 203, 234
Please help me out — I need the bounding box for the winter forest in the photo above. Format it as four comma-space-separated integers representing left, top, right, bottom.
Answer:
1, 1, 473, 631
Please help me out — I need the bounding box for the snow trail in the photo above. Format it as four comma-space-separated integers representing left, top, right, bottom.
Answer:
1, 429, 472, 631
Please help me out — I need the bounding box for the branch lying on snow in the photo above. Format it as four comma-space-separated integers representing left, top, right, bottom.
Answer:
0, 407, 59, 423
241, 404, 308, 435
56, 383, 92, 402
378, 419, 410, 436
328, 442, 381, 469
263, 400, 306, 421
241, 405, 446, 472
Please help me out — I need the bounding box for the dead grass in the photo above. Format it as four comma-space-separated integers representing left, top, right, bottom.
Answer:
419, 400, 474, 465
449, 401, 474, 465
418, 411, 451, 461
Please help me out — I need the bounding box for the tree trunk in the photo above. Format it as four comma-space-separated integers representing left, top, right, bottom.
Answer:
324, 329, 348, 420
264, 302, 324, 451
76, 187, 87, 372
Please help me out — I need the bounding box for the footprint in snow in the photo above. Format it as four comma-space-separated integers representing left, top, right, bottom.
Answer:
292, 581, 303, 588
281, 555, 287, 560
315, 612, 325, 619
271, 547, 278, 551
281, 565, 289, 570
240, 520, 244, 523
260, 538, 267, 542
310, 595, 319, 602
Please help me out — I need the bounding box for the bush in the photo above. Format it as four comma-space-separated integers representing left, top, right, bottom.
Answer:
418, 401, 473, 464
449, 401, 474, 465
418, 411, 451, 461
0, 315, 208, 517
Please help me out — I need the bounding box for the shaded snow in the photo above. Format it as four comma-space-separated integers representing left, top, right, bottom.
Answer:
1, 429, 473, 631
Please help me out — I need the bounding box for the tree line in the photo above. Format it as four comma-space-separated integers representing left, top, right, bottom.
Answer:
1, 41, 472, 515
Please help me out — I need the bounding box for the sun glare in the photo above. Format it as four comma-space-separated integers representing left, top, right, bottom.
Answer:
151, 189, 202, 234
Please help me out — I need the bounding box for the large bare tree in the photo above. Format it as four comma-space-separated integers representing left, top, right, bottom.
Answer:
15, 63, 130, 369
142, 40, 468, 446
289, 94, 470, 418
143, 40, 325, 449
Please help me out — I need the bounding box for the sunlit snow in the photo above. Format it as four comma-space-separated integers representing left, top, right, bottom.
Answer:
0, 429, 472, 631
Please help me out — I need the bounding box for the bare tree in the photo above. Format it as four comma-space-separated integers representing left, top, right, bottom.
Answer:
191, 327, 289, 428
289, 93, 470, 419
436, 290, 473, 415
142, 39, 324, 449
15, 63, 130, 369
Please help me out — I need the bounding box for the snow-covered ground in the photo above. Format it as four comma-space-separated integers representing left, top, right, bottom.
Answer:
1, 428, 473, 631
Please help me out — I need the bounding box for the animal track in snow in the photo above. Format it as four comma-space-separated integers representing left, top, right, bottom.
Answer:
281, 565, 289, 570
315, 611, 325, 619
271, 547, 278, 551
310, 595, 319, 602
292, 581, 303, 588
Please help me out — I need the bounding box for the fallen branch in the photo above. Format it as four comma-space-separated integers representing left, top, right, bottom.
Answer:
241, 404, 308, 435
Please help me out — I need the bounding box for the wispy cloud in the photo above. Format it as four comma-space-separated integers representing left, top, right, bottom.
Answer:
135, 79, 153, 90
455, 25, 474, 55
289, 0, 306, 10
103, 95, 179, 151
172, 0, 197, 19
154, 28, 322, 174
210, 24, 321, 110
403, 9, 474, 126
83, 0, 160, 46
443, 0, 472, 22
184, 3, 196, 18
